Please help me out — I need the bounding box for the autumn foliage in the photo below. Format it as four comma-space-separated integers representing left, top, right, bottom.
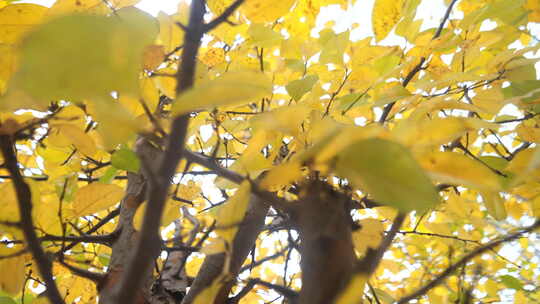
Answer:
1, 0, 540, 303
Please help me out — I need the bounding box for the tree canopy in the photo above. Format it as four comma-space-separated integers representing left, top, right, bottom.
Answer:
1, 0, 540, 303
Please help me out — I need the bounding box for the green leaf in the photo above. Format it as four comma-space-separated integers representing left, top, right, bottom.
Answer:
337, 93, 369, 111
0, 297, 16, 304
111, 148, 140, 173
499, 275, 523, 290
336, 138, 440, 212
319, 31, 349, 64
4, 7, 157, 104
286, 75, 318, 101
172, 71, 272, 115
503, 80, 540, 103
99, 166, 119, 184
248, 23, 282, 48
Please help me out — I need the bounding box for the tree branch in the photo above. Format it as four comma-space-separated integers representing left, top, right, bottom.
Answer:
378, 0, 458, 124
397, 219, 540, 304
0, 135, 64, 304
204, 0, 245, 33
108, 0, 207, 302
355, 212, 406, 275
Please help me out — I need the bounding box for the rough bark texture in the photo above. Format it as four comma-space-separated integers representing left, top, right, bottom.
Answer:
293, 180, 356, 304
181, 194, 269, 304
99, 139, 162, 303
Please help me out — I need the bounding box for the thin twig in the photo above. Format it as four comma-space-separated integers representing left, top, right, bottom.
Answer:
0, 135, 64, 304
397, 219, 540, 304
379, 0, 458, 124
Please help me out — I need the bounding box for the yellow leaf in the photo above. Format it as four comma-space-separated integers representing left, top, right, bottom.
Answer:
90, 98, 140, 149
200, 238, 227, 255
248, 23, 282, 48
153, 67, 177, 98
334, 274, 367, 304
6, 7, 158, 103
251, 104, 312, 136
396, 117, 498, 150
336, 138, 440, 212
506, 148, 540, 184
48, 0, 109, 15
73, 183, 124, 217
526, 0, 540, 22
207, 0, 234, 16
49, 123, 97, 157
516, 124, 540, 143
285, 75, 318, 101
142, 44, 165, 71
157, 10, 185, 54
482, 191, 507, 220
215, 181, 251, 244
531, 196, 540, 217
0, 254, 26, 294
172, 72, 272, 115
109, 0, 141, 9
140, 77, 160, 111
199, 47, 225, 67
240, 0, 296, 22
260, 161, 303, 190
192, 274, 227, 304
352, 219, 385, 255
372, 83, 411, 106
178, 180, 201, 201
0, 44, 16, 94
419, 152, 501, 191
133, 199, 181, 230
0, 3, 47, 44
372, 0, 404, 41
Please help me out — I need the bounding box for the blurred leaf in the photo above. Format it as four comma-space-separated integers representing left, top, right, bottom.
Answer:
286, 75, 318, 101
337, 138, 439, 212
372, 0, 403, 41
111, 147, 140, 173
499, 275, 523, 290
172, 72, 272, 114
4, 7, 157, 104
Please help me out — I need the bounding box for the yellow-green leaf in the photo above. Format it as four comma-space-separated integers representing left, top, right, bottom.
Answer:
73, 183, 124, 217
336, 138, 439, 212
248, 23, 282, 48
172, 72, 272, 115
285, 75, 318, 101
482, 191, 507, 220
419, 152, 502, 191
6, 8, 157, 103
48, 0, 109, 15
111, 147, 140, 173
215, 181, 251, 244
372, 0, 404, 41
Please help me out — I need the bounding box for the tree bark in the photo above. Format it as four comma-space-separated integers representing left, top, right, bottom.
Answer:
181, 194, 269, 304
293, 181, 356, 304
99, 139, 162, 303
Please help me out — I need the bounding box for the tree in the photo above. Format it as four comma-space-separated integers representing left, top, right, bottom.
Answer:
1, 0, 540, 303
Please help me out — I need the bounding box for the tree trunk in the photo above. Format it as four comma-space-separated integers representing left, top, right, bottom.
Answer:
181, 194, 269, 304
293, 180, 356, 304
